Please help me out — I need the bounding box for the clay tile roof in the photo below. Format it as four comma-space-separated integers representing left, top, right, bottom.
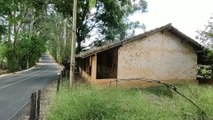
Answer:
77, 23, 203, 58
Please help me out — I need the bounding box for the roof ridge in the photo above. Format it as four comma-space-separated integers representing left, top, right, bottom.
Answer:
77, 23, 202, 58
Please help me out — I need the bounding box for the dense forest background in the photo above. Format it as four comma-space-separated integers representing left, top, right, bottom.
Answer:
0, 0, 148, 72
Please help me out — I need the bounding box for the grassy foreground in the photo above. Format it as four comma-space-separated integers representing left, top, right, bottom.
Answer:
47, 83, 213, 120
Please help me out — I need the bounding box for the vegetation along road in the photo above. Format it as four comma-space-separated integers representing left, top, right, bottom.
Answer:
0, 54, 60, 120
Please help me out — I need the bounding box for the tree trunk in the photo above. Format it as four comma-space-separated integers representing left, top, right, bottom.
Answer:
69, 0, 77, 87
27, 59, 29, 69
13, 10, 17, 47
8, 16, 11, 42
63, 19, 67, 48
0, 33, 2, 42
27, 17, 34, 69
76, 41, 81, 54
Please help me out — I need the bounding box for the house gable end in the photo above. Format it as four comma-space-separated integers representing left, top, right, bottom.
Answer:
117, 31, 197, 80
77, 24, 202, 58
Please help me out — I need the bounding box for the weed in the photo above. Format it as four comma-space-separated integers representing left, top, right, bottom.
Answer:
47, 84, 213, 120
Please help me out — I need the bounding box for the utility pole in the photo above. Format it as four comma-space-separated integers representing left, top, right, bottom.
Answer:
69, 0, 77, 87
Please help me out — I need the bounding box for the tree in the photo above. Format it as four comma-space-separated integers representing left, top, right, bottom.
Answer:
43, 12, 72, 63
0, 24, 6, 42
51, 0, 148, 53
196, 15, 213, 48
197, 15, 213, 80
0, 0, 48, 71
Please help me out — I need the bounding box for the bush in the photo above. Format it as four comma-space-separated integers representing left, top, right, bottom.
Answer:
198, 65, 212, 79
0, 32, 47, 72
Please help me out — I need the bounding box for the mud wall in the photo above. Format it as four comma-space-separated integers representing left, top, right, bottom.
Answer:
117, 31, 197, 81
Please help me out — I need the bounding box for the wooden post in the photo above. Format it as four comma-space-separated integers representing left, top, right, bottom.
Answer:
29, 90, 41, 120
30, 92, 36, 120
211, 66, 213, 81
61, 69, 63, 78
62, 68, 64, 78
61, 70, 64, 87
37, 90, 41, 119
61, 70, 64, 86
63, 18, 67, 49
69, 0, 77, 88
57, 73, 61, 93
65, 69, 68, 79
62, 68, 66, 78
61, 70, 63, 80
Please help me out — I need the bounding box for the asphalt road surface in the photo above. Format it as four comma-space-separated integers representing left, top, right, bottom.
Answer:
0, 54, 61, 120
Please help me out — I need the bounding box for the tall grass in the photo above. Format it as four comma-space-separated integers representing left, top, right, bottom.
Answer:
47, 83, 213, 120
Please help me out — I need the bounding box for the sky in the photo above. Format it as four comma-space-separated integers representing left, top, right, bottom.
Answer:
130, 0, 213, 42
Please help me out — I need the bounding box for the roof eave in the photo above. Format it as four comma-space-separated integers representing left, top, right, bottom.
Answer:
76, 23, 203, 58
169, 27, 203, 50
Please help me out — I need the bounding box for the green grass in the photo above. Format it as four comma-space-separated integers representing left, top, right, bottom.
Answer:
47, 83, 213, 120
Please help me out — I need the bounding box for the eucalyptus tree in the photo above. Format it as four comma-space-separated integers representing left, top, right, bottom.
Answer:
44, 13, 71, 63
197, 15, 213, 80
51, 0, 148, 53
197, 15, 213, 48
0, 0, 48, 71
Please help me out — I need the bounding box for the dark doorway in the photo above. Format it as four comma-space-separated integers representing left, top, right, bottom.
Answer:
96, 47, 118, 79
80, 57, 91, 76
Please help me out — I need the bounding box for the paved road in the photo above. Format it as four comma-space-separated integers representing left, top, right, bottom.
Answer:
0, 54, 61, 120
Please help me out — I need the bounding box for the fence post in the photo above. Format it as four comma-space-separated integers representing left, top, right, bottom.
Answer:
65, 69, 68, 79
63, 68, 66, 78
211, 66, 213, 82
30, 92, 36, 120
57, 73, 61, 93
62, 68, 64, 78
36, 90, 41, 119
61, 70, 63, 79
61, 70, 64, 87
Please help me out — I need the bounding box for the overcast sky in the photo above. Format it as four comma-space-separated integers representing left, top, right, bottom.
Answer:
130, 0, 213, 41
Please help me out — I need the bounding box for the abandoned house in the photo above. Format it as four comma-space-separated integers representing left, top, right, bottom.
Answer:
76, 24, 203, 87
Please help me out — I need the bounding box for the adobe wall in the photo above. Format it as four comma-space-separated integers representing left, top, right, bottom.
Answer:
91, 55, 97, 82
80, 69, 91, 82
117, 31, 197, 82
80, 54, 116, 86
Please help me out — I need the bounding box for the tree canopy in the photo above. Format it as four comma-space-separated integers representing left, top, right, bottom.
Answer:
197, 15, 213, 64
197, 15, 213, 48
0, 0, 48, 71
0, 0, 148, 72
197, 15, 213, 79
51, 0, 147, 53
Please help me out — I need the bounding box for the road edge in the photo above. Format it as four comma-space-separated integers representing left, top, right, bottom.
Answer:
0, 53, 64, 78
48, 53, 64, 70
0, 66, 36, 78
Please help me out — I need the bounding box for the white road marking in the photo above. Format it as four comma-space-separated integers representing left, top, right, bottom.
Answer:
0, 75, 37, 90
0, 67, 50, 90
0, 54, 60, 120
0, 66, 36, 78
8, 99, 30, 120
